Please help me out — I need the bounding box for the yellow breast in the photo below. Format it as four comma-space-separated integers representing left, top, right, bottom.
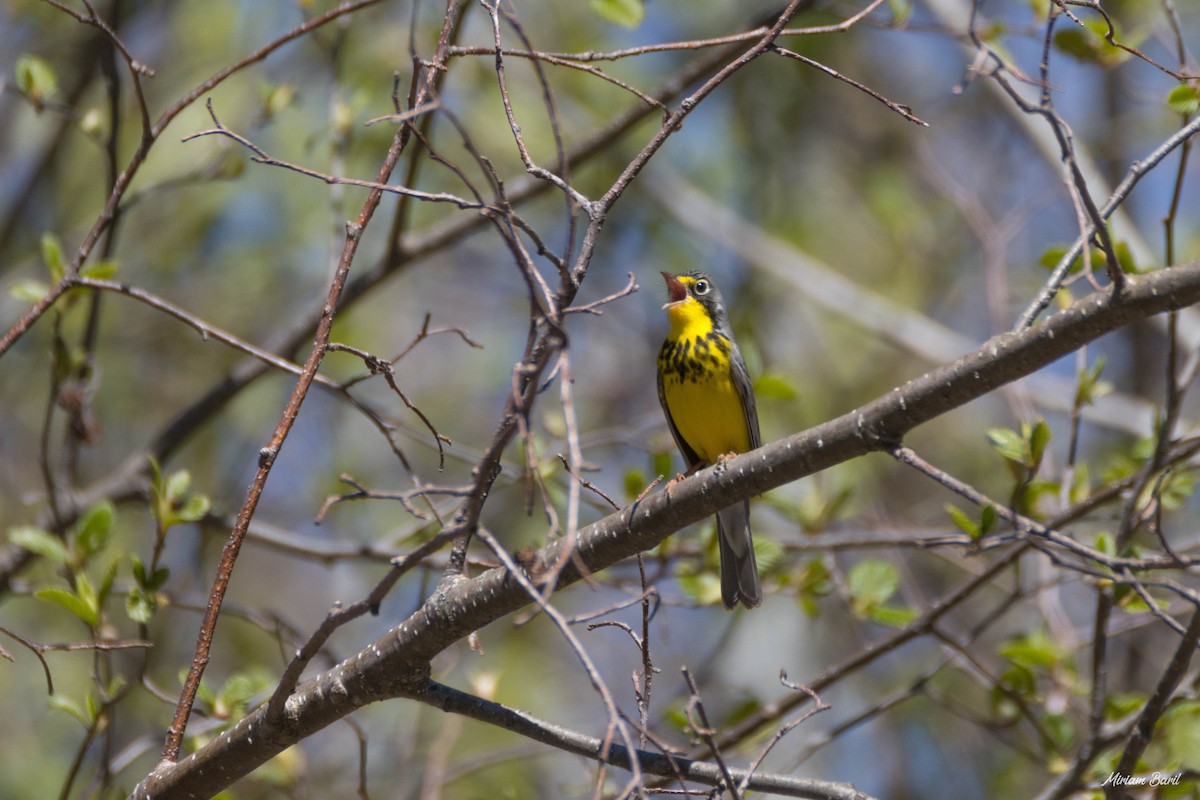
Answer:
661, 368, 750, 463
659, 298, 751, 464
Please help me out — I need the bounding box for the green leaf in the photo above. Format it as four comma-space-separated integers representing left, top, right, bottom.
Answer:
1067, 462, 1092, 505
188, 671, 218, 708
1043, 712, 1075, 751
1040, 242, 1133, 277
589, 0, 644, 28
754, 373, 799, 400
1158, 469, 1197, 511
1000, 663, 1037, 697
84, 691, 98, 725
987, 427, 1028, 465
1053, 28, 1098, 62
752, 536, 783, 574
35, 586, 99, 627
215, 670, 271, 718
1102, 451, 1140, 484
173, 493, 211, 525
979, 503, 997, 536
1163, 700, 1200, 769
676, 573, 723, 606
262, 82, 298, 118
1076, 357, 1112, 408
9, 526, 70, 564
1112, 240, 1138, 274
49, 695, 91, 727
1104, 691, 1145, 721
1167, 84, 1200, 116
1053, 286, 1074, 310
10, 279, 49, 304
1016, 478, 1058, 517
98, 557, 120, 610
72, 501, 115, 561
15, 54, 59, 109
1000, 629, 1062, 671
665, 704, 689, 732
725, 696, 764, 727
1132, 436, 1158, 460
151, 565, 170, 589
79, 259, 118, 280
126, 586, 157, 624
946, 503, 996, 539
794, 559, 832, 617
869, 605, 918, 628
847, 559, 900, 618
106, 676, 127, 698
652, 450, 674, 482
133, 556, 171, 591
623, 468, 646, 500
988, 419, 1051, 476
1114, 583, 1161, 613
1039, 245, 1078, 273
149, 456, 164, 494
1029, 418, 1051, 466
75, 573, 99, 618
165, 469, 192, 501
41, 232, 64, 285
946, 504, 979, 538
887, 0, 912, 26
1052, 19, 1128, 67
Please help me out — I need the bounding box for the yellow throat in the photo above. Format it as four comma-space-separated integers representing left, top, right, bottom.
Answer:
665, 294, 714, 341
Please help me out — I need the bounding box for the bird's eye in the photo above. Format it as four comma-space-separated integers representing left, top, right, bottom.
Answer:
694, 280, 710, 296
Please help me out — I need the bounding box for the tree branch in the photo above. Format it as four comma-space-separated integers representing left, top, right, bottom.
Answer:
132, 259, 1200, 799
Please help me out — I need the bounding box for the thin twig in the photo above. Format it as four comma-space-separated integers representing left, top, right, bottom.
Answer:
770, 45, 927, 126
476, 527, 645, 797
185, 100, 489, 211
681, 667, 740, 800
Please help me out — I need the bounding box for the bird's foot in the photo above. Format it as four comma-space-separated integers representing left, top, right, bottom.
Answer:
714, 452, 739, 473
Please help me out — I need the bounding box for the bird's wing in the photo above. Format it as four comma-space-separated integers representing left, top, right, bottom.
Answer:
730, 345, 761, 450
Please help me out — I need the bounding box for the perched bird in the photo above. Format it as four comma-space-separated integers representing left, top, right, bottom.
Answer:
656, 270, 762, 609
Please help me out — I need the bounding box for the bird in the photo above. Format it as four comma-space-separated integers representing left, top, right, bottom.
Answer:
656, 270, 762, 609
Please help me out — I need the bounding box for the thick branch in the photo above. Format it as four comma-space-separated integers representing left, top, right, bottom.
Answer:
131, 259, 1200, 799
418, 679, 872, 800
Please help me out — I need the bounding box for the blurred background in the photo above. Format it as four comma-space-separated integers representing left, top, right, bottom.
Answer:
2, 1, 1199, 798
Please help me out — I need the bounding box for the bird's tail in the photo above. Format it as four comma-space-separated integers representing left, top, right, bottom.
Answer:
716, 500, 761, 609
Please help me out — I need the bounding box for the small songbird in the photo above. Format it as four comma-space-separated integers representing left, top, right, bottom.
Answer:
656, 270, 762, 609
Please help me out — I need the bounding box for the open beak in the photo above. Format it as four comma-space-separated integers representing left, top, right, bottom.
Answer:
661, 271, 686, 308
